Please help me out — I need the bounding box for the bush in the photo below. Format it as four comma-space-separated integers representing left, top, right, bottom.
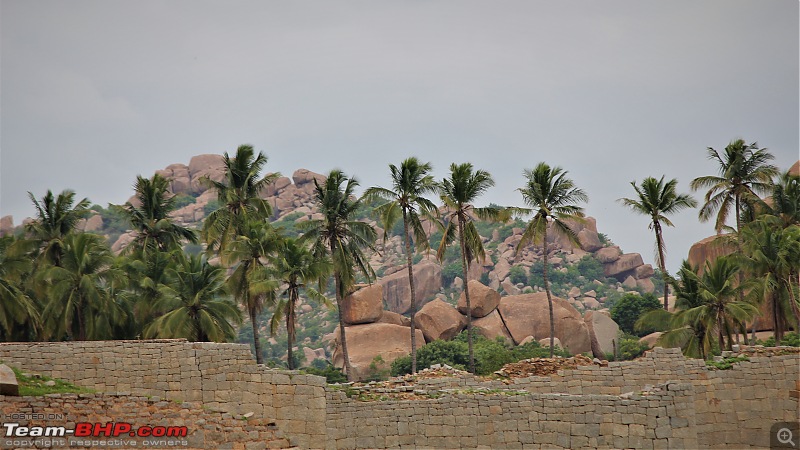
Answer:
605, 332, 649, 361
442, 263, 463, 287
610, 293, 662, 336
301, 361, 347, 384
576, 256, 604, 282
391, 339, 469, 376
761, 332, 800, 347
508, 266, 527, 285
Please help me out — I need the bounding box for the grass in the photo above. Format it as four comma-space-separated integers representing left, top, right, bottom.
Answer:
705, 355, 749, 370
8, 365, 93, 396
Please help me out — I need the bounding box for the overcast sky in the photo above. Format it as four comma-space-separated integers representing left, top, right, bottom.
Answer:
1, 0, 798, 273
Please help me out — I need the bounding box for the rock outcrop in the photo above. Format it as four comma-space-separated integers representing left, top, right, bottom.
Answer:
415, 299, 467, 342
457, 280, 501, 318
687, 235, 736, 274
584, 311, 620, 356
497, 293, 592, 354
379, 261, 442, 314
330, 323, 425, 381
342, 284, 383, 325
0, 216, 14, 236
472, 310, 514, 343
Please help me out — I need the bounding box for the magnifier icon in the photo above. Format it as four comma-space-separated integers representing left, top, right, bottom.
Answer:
778, 428, 796, 447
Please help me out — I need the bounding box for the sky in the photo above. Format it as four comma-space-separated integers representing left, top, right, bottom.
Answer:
1, 0, 798, 273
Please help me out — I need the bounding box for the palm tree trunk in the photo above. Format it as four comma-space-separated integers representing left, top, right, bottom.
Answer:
334, 272, 353, 381
458, 217, 475, 374
717, 313, 725, 352
287, 289, 297, 370
76, 300, 86, 341
654, 223, 669, 311
402, 210, 419, 374
250, 305, 263, 364
772, 292, 783, 346
542, 224, 555, 358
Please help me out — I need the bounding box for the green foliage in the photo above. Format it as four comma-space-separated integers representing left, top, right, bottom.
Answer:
442, 262, 463, 287
605, 332, 650, 361
576, 256, 605, 282
508, 266, 527, 285
203, 199, 222, 217
610, 293, 662, 336
597, 233, 610, 245
479, 272, 490, 286
762, 332, 800, 347
171, 193, 195, 209
364, 355, 391, 382
706, 355, 749, 370
301, 362, 347, 384
9, 365, 93, 396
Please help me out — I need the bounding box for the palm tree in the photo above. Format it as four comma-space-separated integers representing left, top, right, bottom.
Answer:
299, 170, 377, 381
437, 163, 506, 373
740, 216, 800, 344
690, 139, 777, 234
122, 249, 176, 336
618, 176, 697, 310
364, 157, 438, 374
0, 235, 40, 340
145, 253, 241, 342
760, 170, 800, 228
202, 145, 280, 256
117, 174, 197, 256
226, 221, 283, 364
26, 189, 90, 267
515, 163, 588, 357
269, 236, 332, 369
41, 233, 126, 340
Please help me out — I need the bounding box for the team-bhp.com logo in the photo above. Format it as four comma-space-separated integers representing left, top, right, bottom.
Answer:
3, 422, 189, 448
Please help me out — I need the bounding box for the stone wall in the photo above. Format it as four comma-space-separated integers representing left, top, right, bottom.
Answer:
0, 340, 326, 449
0, 393, 291, 449
1, 341, 797, 449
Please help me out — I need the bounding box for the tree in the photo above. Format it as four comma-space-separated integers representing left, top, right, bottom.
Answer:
760, 170, 800, 228
226, 221, 283, 363
690, 139, 777, 234
437, 163, 506, 373
117, 174, 197, 256
41, 233, 125, 341
0, 236, 40, 340
26, 189, 90, 267
145, 253, 241, 342
268, 236, 331, 369
515, 163, 587, 357
618, 176, 697, 310
299, 170, 377, 380
202, 145, 279, 255
611, 293, 663, 336
364, 157, 438, 373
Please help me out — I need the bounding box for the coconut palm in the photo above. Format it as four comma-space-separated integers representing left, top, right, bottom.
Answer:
437, 163, 506, 373
364, 157, 438, 373
226, 221, 283, 363
145, 253, 241, 342
515, 163, 588, 357
117, 174, 198, 256
690, 139, 778, 234
0, 235, 40, 340
202, 145, 280, 256
26, 189, 90, 267
268, 236, 332, 369
618, 176, 697, 310
760, 170, 800, 228
41, 233, 126, 341
299, 170, 377, 380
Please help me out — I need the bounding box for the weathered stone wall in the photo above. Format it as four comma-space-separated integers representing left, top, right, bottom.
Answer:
326, 382, 698, 449
0, 393, 291, 449
0, 340, 326, 449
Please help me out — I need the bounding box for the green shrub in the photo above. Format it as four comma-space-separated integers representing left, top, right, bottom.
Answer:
761, 332, 800, 347
301, 362, 347, 384
610, 293, 662, 336
706, 355, 749, 370
605, 332, 649, 361
509, 266, 527, 285
442, 263, 463, 287
576, 256, 604, 281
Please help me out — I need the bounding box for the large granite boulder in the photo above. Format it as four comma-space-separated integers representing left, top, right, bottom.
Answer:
0, 216, 13, 236
342, 284, 383, 325
377, 310, 411, 327
472, 310, 514, 343
595, 246, 621, 263
577, 229, 602, 252
188, 154, 226, 194
330, 323, 425, 381
687, 235, 736, 274
638, 332, 663, 348
497, 293, 591, 354
584, 311, 621, 356
457, 280, 501, 318
415, 299, 468, 342
603, 253, 644, 279
379, 260, 442, 314
0, 364, 19, 396
292, 168, 326, 186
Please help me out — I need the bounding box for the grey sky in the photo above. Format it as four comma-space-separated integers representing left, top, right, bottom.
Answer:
1, 0, 798, 273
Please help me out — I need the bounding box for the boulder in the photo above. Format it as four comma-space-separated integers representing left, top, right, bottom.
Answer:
377, 310, 411, 327
292, 168, 326, 186
415, 299, 468, 342
0, 216, 13, 236
491, 259, 511, 282
457, 280, 501, 318
584, 290, 597, 298
636, 278, 655, 294
622, 275, 638, 289
537, 337, 562, 349
568, 286, 581, 298
83, 214, 104, 232
584, 311, 621, 356
497, 293, 592, 354
501, 279, 521, 296
638, 332, 663, 349
603, 253, 644, 279
303, 347, 327, 364
187, 154, 226, 194
577, 229, 602, 252
331, 323, 425, 381
111, 232, 136, 254
263, 176, 292, 197
790, 160, 800, 176
379, 260, 442, 314
0, 364, 19, 396
582, 297, 600, 309
594, 246, 621, 263
634, 264, 655, 279
687, 235, 736, 274
472, 310, 514, 343
342, 284, 383, 325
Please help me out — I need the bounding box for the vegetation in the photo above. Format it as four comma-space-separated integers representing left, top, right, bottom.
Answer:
611, 293, 662, 336
604, 332, 650, 361
9, 365, 93, 396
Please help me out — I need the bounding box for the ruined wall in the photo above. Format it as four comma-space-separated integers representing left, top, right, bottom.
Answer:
0, 340, 326, 449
